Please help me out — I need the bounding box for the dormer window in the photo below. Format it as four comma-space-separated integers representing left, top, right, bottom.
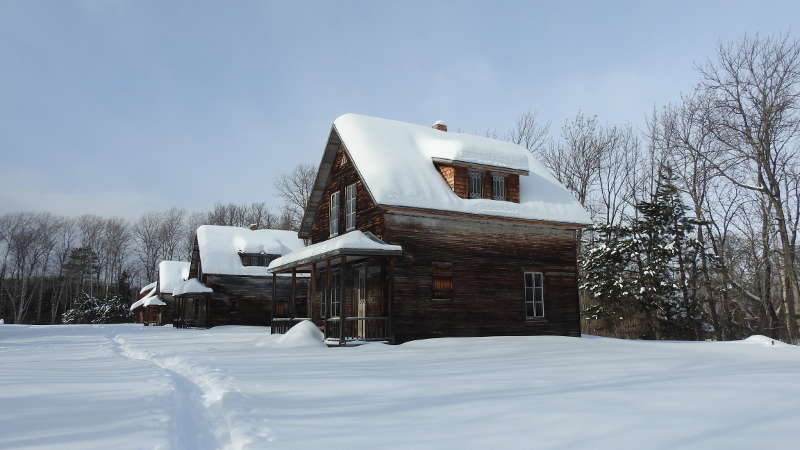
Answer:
492, 173, 506, 201
468, 169, 483, 199
239, 253, 278, 267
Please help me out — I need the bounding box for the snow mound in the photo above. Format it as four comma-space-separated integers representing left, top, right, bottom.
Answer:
740, 335, 792, 348
256, 321, 326, 349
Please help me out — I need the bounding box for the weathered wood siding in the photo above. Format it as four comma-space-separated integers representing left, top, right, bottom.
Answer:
201, 274, 307, 326
384, 210, 580, 342
433, 163, 520, 203
310, 146, 385, 244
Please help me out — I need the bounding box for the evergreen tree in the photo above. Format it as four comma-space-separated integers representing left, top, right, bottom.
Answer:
630, 164, 704, 338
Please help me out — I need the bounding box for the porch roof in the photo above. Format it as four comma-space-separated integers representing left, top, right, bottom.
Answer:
172, 278, 214, 298
267, 230, 402, 273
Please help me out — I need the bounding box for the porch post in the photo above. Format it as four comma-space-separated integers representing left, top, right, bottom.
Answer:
271, 272, 277, 331
290, 268, 297, 320
309, 263, 317, 322
326, 259, 331, 341
339, 256, 347, 347
388, 256, 395, 344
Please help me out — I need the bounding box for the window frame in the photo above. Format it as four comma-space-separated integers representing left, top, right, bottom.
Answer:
468, 169, 483, 199
329, 190, 340, 237
524, 272, 545, 320
329, 270, 341, 318
345, 183, 357, 231
492, 173, 506, 201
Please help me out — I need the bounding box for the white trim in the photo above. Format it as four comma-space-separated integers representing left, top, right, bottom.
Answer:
492, 173, 506, 201
468, 169, 482, 199
524, 272, 545, 320
345, 183, 357, 231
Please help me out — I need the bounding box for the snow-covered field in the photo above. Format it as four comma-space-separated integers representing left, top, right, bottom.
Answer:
1, 324, 798, 450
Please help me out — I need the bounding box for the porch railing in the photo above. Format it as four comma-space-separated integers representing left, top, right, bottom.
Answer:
270, 317, 310, 335
324, 316, 388, 344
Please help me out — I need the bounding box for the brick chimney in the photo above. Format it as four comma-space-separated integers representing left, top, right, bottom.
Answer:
248, 224, 258, 231
432, 120, 447, 132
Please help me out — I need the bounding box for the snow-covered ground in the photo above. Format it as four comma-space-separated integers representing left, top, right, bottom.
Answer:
1, 324, 798, 450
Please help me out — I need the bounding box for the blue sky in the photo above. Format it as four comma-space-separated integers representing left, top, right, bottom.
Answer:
1, 1, 797, 219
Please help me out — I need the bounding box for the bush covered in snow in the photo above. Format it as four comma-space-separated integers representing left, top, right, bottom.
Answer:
62, 293, 132, 324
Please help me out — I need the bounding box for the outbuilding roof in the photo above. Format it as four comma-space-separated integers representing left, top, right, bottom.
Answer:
158, 261, 190, 294
196, 225, 306, 276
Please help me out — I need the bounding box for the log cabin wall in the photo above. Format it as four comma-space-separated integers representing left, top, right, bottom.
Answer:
310, 146, 385, 244
384, 210, 580, 343
160, 293, 176, 325
181, 274, 307, 326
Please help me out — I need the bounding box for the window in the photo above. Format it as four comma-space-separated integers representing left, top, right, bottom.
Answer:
345, 183, 357, 231
340, 153, 349, 167
239, 253, 278, 267
492, 173, 506, 201
330, 191, 340, 236
329, 271, 341, 317
468, 169, 483, 199
432, 262, 454, 299
319, 274, 327, 318
524, 272, 544, 319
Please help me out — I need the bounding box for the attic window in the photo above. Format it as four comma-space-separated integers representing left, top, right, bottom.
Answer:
492, 173, 506, 201
468, 169, 483, 199
239, 253, 278, 267
340, 153, 349, 167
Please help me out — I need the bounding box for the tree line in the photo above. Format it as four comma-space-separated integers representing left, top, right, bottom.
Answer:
0, 169, 314, 324
3, 33, 798, 342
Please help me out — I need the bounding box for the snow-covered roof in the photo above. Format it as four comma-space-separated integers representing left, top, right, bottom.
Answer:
268, 230, 402, 272
158, 261, 190, 294
322, 113, 590, 225
130, 286, 166, 311
138, 281, 157, 295
172, 278, 213, 297
197, 225, 306, 276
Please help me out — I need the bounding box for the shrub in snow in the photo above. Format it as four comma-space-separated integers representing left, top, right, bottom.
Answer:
62, 293, 132, 324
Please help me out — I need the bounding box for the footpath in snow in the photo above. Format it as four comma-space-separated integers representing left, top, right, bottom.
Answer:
1, 324, 799, 450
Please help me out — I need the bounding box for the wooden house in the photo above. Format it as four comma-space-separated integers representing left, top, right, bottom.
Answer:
267, 114, 591, 344
130, 283, 167, 326
156, 260, 190, 324
173, 225, 308, 328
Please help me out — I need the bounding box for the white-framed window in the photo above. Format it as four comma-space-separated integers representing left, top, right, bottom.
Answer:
524, 272, 544, 319
330, 271, 341, 317
345, 183, 357, 231
329, 191, 340, 237
468, 169, 482, 198
492, 173, 506, 201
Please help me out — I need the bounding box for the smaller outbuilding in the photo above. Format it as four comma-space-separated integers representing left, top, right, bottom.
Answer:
130, 284, 167, 325
174, 225, 309, 328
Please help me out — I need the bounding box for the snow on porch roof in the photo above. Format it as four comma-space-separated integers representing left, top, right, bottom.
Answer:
196, 225, 306, 276
267, 230, 402, 273
172, 278, 213, 297
325, 113, 591, 226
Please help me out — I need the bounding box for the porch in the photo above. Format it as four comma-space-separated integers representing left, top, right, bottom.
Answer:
267, 230, 402, 346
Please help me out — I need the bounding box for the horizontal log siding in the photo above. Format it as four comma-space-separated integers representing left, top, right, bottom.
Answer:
384, 211, 580, 343
174, 274, 307, 326
310, 146, 385, 244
